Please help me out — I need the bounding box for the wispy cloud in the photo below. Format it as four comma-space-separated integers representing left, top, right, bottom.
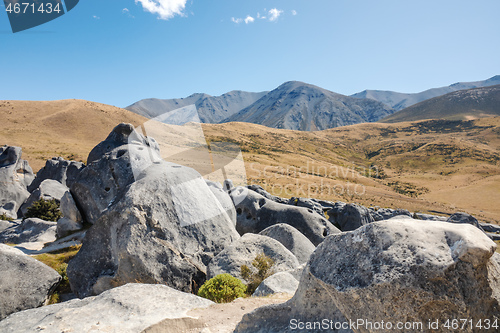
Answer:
93, 16, 100, 20
135, 0, 188, 20
268, 8, 283, 22
244, 15, 255, 24
231, 17, 243, 24
123, 8, 135, 18
291, 10, 297, 16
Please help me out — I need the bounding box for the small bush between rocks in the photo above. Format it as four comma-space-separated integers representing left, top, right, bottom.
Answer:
25, 198, 62, 222
241, 253, 275, 295
0, 213, 14, 221
197, 273, 247, 303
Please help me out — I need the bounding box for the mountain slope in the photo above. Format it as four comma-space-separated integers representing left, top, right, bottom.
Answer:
380, 84, 500, 123
126, 90, 268, 124
352, 75, 500, 111
223, 81, 394, 131
0, 100, 147, 170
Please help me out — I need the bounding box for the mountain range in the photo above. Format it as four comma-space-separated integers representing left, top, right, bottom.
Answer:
125, 75, 500, 131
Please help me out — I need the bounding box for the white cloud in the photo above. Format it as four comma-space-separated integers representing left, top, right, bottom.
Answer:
244, 15, 255, 24
123, 8, 130, 13
93, 16, 100, 20
135, 0, 187, 20
291, 10, 297, 16
123, 8, 135, 18
231, 17, 243, 24
268, 8, 283, 22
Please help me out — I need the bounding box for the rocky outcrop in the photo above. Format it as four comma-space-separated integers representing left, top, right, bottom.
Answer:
288, 197, 325, 215
235, 219, 500, 333
327, 202, 374, 231
27, 157, 84, 193
259, 224, 316, 264
370, 207, 412, 221
56, 191, 83, 238
206, 180, 237, 226
231, 187, 339, 246
0, 244, 61, 320
0, 146, 34, 219
67, 125, 239, 297
246, 185, 288, 204
207, 233, 300, 282
447, 212, 484, 231
20, 179, 69, 217
253, 271, 299, 297
70, 123, 161, 224
0, 283, 213, 333
0, 218, 56, 245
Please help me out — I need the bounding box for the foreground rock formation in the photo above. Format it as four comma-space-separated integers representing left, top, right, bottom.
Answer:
0, 146, 34, 219
236, 218, 500, 333
0, 244, 61, 320
67, 124, 240, 297
0, 284, 213, 333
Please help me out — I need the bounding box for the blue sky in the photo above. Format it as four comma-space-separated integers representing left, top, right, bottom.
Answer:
1, 0, 499, 107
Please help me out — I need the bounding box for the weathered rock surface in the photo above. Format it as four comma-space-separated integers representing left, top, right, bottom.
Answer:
27, 157, 84, 193
327, 202, 374, 231
20, 179, 69, 217
207, 233, 300, 282
231, 187, 339, 246
56, 191, 83, 238
481, 223, 500, 233
0, 244, 61, 320
288, 197, 325, 215
0, 218, 56, 245
206, 180, 237, 226
413, 212, 448, 221
246, 185, 288, 204
67, 160, 239, 298
370, 207, 412, 221
447, 212, 484, 230
70, 124, 162, 224
0, 283, 213, 333
259, 224, 316, 264
253, 272, 299, 297
0, 146, 34, 219
235, 219, 500, 333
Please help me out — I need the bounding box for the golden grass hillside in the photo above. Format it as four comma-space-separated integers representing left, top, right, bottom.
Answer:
0, 100, 147, 170
1, 99, 499, 224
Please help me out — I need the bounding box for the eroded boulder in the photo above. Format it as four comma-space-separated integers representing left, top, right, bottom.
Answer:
259, 224, 316, 264
235, 219, 500, 333
0, 218, 56, 245
0, 244, 60, 320
0, 146, 34, 219
28, 157, 84, 193
0, 283, 213, 333
327, 202, 374, 231
67, 161, 239, 298
20, 179, 69, 217
231, 187, 339, 246
207, 233, 300, 282
253, 271, 299, 297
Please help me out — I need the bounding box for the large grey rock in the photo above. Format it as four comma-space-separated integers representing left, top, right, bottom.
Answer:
259, 223, 316, 264
481, 223, 500, 233
56, 191, 83, 238
20, 179, 68, 217
0, 218, 56, 245
206, 180, 236, 226
288, 197, 325, 215
447, 212, 484, 230
0, 244, 61, 320
28, 157, 84, 193
327, 202, 374, 231
70, 123, 161, 224
236, 219, 500, 333
0, 283, 214, 333
0, 146, 34, 219
246, 185, 288, 204
67, 161, 239, 298
231, 187, 339, 246
253, 271, 299, 297
370, 207, 412, 221
207, 233, 300, 282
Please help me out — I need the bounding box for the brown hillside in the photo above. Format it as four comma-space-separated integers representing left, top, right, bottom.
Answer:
0, 100, 147, 170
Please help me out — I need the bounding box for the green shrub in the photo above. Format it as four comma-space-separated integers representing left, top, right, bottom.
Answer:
0, 213, 14, 221
241, 253, 275, 295
197, 273, 247, 303
25, 198, 62, 222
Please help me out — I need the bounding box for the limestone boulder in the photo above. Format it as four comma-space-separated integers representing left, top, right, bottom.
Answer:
0, 283, 213, 333
253, 271, 299, 297
0, 218, 56, 245
235, 219, 500, 333
20, 179, 68, 217
259, 223, 316, 264
327, 202, 374, 231
0, 244, 60, 320
27, 157, 84, 193
207, 233, 300, 282
231, 187, 339, 246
